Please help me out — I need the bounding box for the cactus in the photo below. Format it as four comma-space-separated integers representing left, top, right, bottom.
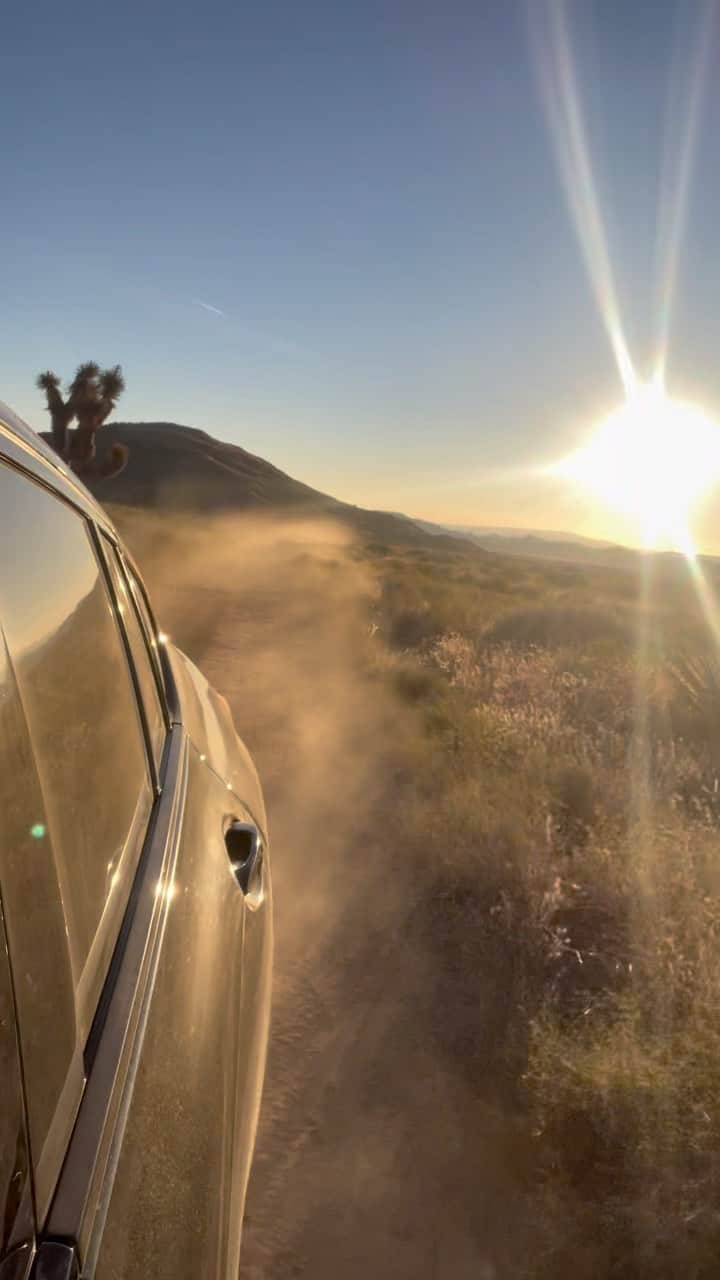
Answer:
36, 362, 127, 478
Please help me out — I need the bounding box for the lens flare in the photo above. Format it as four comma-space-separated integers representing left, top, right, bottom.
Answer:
654, 0, 715, 374
550, 380, 720, 552
530, 0, 635, 392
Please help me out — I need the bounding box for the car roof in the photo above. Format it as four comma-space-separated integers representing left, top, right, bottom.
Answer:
0, 399, 117, 536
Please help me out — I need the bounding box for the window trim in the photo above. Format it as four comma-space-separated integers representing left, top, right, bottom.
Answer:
82, 530, 179, 1075
91, 529, 165, 796
96, 533, 174, 730
118, 551, 172, 727
121, 550, 180, 724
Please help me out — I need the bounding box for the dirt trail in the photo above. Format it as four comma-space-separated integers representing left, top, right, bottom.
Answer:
126, 513, 516, 1280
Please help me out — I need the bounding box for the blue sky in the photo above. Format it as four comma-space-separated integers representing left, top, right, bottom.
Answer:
3, 0, 720, 544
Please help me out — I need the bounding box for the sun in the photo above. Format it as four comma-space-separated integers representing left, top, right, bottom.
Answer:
551, 381, 720, 554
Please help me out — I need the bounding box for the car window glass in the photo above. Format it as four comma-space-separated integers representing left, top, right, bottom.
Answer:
0, 625, 81, 1224
0, 463, 153, 1041
103, 541, 167, 774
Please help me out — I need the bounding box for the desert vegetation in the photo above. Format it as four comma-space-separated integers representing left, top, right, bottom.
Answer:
365, 540, 720, 1277
37, 362, 127, 477
112, 503, 720, 1277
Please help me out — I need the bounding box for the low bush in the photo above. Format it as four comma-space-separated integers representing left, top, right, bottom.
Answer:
370, 538, 720, 1274
482, 603, 632, 651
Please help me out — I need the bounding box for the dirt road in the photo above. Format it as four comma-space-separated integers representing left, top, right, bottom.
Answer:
128, 513, 517, 1280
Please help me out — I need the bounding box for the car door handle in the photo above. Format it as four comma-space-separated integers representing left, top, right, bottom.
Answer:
225, 821, 263, 895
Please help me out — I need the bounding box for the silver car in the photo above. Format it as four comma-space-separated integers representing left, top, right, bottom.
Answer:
0, 402, 273, 1280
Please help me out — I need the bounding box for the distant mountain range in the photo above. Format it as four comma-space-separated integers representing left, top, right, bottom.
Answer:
412, 519, 720, 573
462, 533, 633, 568
450, 525, 616, 548
83, 421, 717, 576
407, 518, 638, 569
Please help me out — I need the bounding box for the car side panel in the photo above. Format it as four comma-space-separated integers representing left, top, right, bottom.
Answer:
167, 646, 267, 837
93, 747, 268, 1280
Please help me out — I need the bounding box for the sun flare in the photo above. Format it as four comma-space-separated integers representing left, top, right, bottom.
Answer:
551, 381, 720, 554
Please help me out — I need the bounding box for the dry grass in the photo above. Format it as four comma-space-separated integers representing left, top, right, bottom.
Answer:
368, 542, 720, 1277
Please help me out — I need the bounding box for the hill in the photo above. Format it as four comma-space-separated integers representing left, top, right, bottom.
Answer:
85, 421, 478, 554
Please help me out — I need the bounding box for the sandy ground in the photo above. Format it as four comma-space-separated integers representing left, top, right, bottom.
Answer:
128, 514, 517, 1280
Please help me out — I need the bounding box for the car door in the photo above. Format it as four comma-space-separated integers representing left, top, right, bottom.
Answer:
0, 451, 266, 1278
0, 863, 34, 1280
88, 534, 270, 1280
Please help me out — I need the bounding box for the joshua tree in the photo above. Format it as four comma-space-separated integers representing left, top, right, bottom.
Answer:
68, 362, 125, 464
35, 371, 74, 455
36, 362, 128, 478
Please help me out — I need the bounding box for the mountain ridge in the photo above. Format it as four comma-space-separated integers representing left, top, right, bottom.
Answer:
86, 421, 480, 554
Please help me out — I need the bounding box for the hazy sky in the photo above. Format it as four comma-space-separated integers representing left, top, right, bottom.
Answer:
3, 0, 720, 546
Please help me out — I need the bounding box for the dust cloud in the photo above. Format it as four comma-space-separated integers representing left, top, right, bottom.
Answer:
117, 510, 516, 1280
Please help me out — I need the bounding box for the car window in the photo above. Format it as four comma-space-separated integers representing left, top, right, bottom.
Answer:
0, 462, 153, 1042
102, 538, 167, 774
0, 623, 82, 1224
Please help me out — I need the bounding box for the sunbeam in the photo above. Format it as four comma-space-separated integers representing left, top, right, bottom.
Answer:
655, 0, 716, 376
685, 547, 720, 654
530, 0, 635, 393
630, 550, 654, 862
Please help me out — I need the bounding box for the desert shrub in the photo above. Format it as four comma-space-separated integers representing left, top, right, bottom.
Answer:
392, 663, 445, 703
363, 536, 720, 1274
668, 652, 720, 752
388, 607, 439, 648
429, 631, 479, 686
548, 761, 596, 851
527, 994, 720, 1276
403, 771, 551, 1093
522, 808, 720, 1274
481, 604, 632, 651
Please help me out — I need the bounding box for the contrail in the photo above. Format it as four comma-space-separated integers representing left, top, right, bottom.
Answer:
192, 298, 313, 356
530, 1, 635, 393
193, 298, 226, 318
